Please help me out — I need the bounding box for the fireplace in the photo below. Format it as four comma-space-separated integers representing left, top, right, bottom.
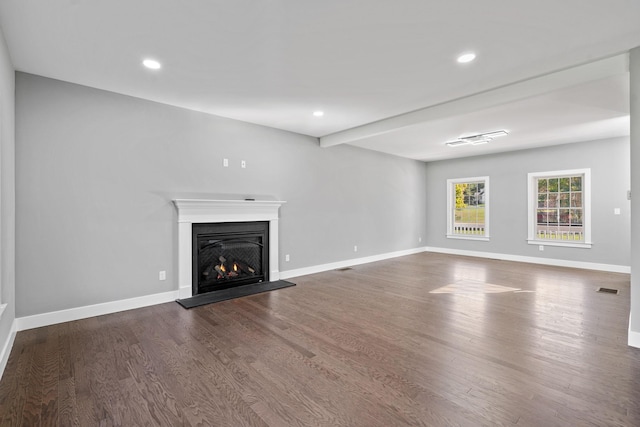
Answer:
173, 199, 286, 299
193, 221, 268, 295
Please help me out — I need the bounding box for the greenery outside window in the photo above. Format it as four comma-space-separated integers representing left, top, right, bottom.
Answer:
528, 169, 591, 248
447, 176, 489, 241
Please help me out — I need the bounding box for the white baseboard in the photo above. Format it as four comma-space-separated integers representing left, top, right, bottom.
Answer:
425, 246, 630, 274
16, 290, 180, 332
629, 312, 640, 349
10, 245, 630, 332
280, 247, 427, 279
0, 319, 17, 381
629, 329, 640, 349
7, 248, 426, 331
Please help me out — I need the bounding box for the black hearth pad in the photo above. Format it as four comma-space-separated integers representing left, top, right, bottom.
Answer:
176, 280, 296, 309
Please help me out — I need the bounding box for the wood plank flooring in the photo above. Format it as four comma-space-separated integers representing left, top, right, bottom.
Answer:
1, 252, 639, 426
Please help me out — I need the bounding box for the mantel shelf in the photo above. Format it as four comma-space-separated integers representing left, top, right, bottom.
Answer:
173, 199, 286, 224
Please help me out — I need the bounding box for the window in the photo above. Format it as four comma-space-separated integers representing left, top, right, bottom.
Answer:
528, 169, 591, 248
447, 176, 489, 241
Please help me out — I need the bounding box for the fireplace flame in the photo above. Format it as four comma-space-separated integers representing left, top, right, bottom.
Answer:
204, 258, 256, 281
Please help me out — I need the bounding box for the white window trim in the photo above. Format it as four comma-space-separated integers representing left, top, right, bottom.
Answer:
527, 168, 592, 249
446, 176, 490, 241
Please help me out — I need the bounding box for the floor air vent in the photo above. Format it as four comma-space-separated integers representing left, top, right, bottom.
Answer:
335, 267, 353, 272
597, 287, 619, 295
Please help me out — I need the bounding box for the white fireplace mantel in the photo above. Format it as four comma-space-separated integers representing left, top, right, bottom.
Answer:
173, 199, 286, 299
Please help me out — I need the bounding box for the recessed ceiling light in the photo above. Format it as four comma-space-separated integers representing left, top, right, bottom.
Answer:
142, 59, 162, 70
457, 53, 476, 64
313, 111, 324, 117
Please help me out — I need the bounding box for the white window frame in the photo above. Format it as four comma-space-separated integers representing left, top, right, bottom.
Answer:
527, 168, 592, 249
446, 176, 490, 241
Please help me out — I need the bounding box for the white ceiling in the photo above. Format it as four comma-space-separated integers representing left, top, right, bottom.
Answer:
0, 1, 638, 161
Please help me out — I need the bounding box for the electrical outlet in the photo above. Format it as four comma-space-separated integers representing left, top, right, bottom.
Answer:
418, 237, 422, 243
538, 245, 544, 252
223, 158, 229, 167
285, 254, 290, 262
159, 270, 166, 280
354, 245, 358, 252
614, 208, 621, 215
241, 160, 246, 168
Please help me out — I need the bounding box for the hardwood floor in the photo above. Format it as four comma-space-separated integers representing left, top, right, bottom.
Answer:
1, 252, 639, 426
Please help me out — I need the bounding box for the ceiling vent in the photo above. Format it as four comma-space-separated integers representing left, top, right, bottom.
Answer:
446, 130, 509, 147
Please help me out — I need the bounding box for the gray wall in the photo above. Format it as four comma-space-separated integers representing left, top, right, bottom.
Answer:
0, 28, 15, 356
424, 137, 630, 267
630, 47, 639, 336
15, 73, 428, 317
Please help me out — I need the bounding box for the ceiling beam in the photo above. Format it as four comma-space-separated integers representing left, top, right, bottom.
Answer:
320, 54, 629, 148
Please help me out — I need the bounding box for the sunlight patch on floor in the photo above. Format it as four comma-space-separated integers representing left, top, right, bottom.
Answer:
430, 280, 534, 294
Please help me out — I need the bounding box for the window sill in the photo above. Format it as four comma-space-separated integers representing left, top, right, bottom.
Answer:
447, 234, 490, 242
528, 240, 592, 249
